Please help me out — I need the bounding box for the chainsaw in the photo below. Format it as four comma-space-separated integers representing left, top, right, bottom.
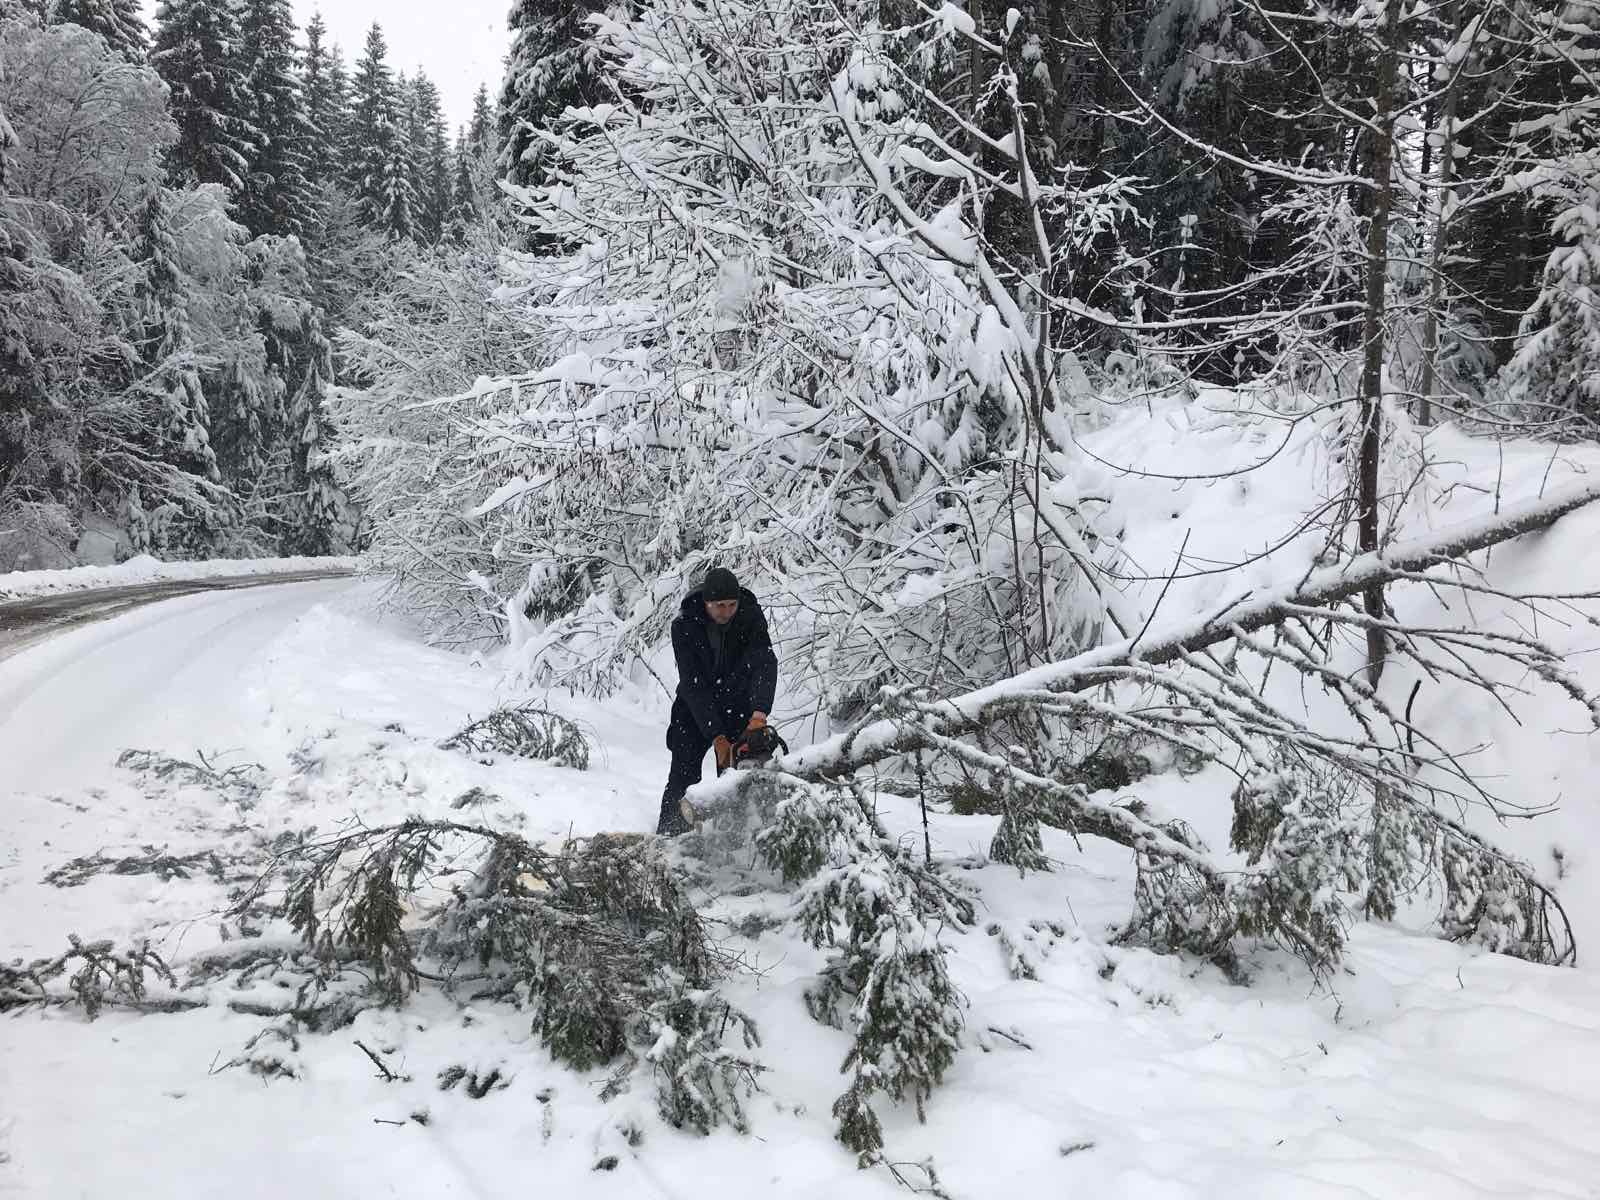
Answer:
732, 723, 788, 771
680, 723, 788, 829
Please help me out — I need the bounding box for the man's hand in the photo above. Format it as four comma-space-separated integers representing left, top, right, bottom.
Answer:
746, 712, 767, 732
713, 735, 734, 772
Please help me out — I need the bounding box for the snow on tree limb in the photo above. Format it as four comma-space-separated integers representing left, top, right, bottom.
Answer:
772, 475, 1600, 781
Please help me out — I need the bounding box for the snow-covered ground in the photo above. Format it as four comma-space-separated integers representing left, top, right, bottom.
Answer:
0, 554, 360, 601
4, 405, 1600, 1199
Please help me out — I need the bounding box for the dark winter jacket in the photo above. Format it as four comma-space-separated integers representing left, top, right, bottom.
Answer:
671, 587, 778, 739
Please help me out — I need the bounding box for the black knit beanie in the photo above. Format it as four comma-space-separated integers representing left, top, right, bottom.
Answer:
701, 567, 740, 602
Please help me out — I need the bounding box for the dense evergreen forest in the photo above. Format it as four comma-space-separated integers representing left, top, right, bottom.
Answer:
4, 0, 1596, 577
0, 0, 505, 567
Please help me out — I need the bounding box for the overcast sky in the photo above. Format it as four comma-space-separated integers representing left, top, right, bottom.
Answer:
300, 1, 509, 130
145, 1, 511, 130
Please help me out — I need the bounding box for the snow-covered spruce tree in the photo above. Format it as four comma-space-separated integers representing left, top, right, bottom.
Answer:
299, 13, 347, 191
297, 177, 391, 329
126, 182, 306, 555
248, 232, 353, 554
497, 0, 616, 188
379, 113, 415, 241
446, 86, 501, 238
0, 14, 198, 563
467, 81, 493, 152
0, 9, 336, 560
1445, 0, 1600, 370
131, 188, 220, 491
293, 13, 356, 314
124, 182, 343, 556
279, 357, 350, 556
344, 23, 413, 240
296, 21, 388, 322
445, 128, 476, 239
405, 72, 451, 244
151, 0, 259, 191
52, 0, 147, 62
1502, 177, 1600, 432
235, 0, 312, 239
0, 14, 62, 565
1491, 0, 1600, 435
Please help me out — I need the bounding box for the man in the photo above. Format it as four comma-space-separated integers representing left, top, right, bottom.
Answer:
656, 566, 777, 836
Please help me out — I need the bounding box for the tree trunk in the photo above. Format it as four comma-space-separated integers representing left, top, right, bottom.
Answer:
968, 1, 987, 158
1357, 0, 1405, 683
1418, 0, 1465, 427
1089, 0, 1116, 169
1045, 0, 1072, 160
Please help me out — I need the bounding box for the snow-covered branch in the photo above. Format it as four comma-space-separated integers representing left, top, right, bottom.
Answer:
779, 477, 1600, 778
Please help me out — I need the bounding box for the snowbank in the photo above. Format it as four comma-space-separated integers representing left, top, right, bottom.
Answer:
0, 554, 360, 600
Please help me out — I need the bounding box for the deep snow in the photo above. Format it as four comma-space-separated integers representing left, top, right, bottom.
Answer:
3, 402, 1600, 1199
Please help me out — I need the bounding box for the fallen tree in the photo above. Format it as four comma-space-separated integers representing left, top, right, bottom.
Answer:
634, 479, 1599, 1153
5, 821, 764, 1135
692, 478, 1600, 974
778, 476, 1600, 779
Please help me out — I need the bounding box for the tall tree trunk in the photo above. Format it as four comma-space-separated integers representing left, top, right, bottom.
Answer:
968, 1, 987, 158
1046, 0, 1072, 160
1089, 0, 1116, 169
1418, 0, 1465, 427
1358, 0, 1405, 682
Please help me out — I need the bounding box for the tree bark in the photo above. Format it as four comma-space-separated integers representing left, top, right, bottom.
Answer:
1357, 0, 1405, 683
968, 1, 987, 159
1418, 0, 1465, 427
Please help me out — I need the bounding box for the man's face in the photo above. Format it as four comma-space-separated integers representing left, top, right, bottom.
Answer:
705, 599, 739, 626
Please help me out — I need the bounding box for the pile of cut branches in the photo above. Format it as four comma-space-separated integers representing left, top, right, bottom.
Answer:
440, 704, 592, 770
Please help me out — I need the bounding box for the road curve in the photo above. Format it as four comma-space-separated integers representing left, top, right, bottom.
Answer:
0, 575, 359, 797
0, 568, 356, 662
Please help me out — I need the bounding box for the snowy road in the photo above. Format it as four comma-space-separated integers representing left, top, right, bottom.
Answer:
0, 570, 356, 664
0, 577, 358, 796
0, 576, 678, 1200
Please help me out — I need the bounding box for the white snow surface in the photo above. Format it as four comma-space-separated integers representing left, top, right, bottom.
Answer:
0, 554, 360, 600
4, 404, 1600, 1198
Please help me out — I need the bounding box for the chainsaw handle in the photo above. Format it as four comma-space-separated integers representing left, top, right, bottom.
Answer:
732, 726, 788, 768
